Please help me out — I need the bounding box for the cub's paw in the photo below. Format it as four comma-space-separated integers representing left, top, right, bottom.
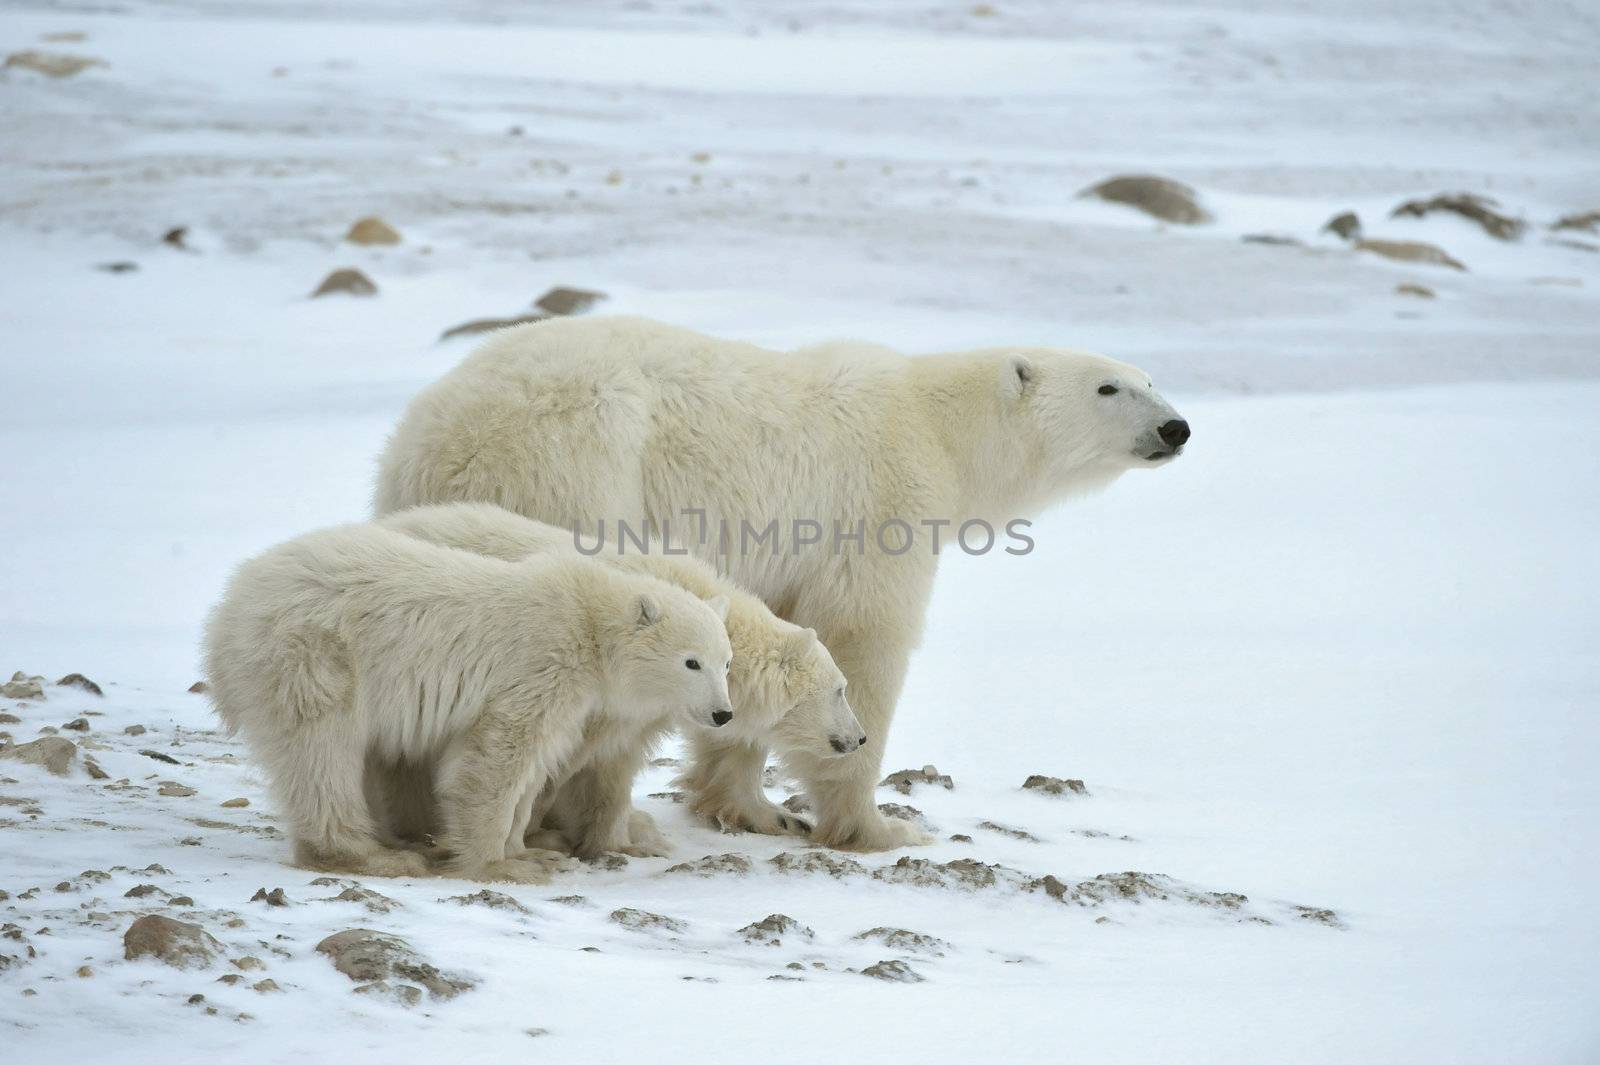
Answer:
342, 848, 432, 879
815, 814, 933, 853
715, 801, 812, 838
465, 857, 561, 885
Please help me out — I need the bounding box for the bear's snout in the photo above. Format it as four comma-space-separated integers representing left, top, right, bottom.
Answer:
711, 708, 733, 727
1159, 419, 1191, 448
829, 733, 868, 754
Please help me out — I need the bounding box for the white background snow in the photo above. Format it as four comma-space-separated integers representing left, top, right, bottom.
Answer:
1, 0, 1597, 1062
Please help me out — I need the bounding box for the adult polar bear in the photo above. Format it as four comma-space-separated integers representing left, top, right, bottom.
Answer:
375, 316, 1189, 851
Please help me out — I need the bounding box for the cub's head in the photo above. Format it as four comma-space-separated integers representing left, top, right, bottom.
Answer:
755, 627, 864, 760
613, 585, 734, 730
998, 348, 1189, 496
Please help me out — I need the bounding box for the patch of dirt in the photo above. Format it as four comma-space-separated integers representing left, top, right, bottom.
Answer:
978, 820, 1040, 842
3, 50, 106, 77
769, 851, 867, 879
854, 927, 949, 955
442, 889, 530, 914
665, 853, 752, 877
860, 959, 924, 983
880, 764, 953, 795
609, 907, 686, 934
872, 856, 1023, 891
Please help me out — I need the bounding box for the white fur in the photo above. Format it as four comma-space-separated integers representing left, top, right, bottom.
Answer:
375, 316, 1185, 850
202, 521, 732, 882
375, 502, 864, 855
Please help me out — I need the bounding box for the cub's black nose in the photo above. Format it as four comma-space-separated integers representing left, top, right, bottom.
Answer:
711, 709, 733, 727
1159, 419, 1191, 448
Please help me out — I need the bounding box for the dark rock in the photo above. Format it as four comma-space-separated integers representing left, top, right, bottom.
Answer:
1079, 174, 1211, 224
1322, 211, 1362, 241
187, 681, 208, 694
123, 725, 146, 736
56, 674, 103, 696
250, 887, 289, 907
533, 287, 606, 316
861, 959, 924, 983
1395, 283, 1436, 299
1391, 192, 1525, 240
139, 749, 180, 765
310, 268, 377, 298
609, 908, 685, 934
1241, 233, 1302, 246
439, 313, 546, 341
315, 929, 475, 1001
1022, 774, 1087, 797
881, 765, 952, 795
61, 718, 90, 732
977, 820, 1040, 842
123, 915, 222, 970
161, 226, 191, 251
1553, 210, 1600, 234
665, 853, 752, 877
738, 913, 814, 946
442, 889, 529, 914
95, 261, 139, 274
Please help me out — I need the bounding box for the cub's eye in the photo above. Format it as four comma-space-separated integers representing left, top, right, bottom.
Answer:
1098, 384, 1119, 396
685, 659, 701, 671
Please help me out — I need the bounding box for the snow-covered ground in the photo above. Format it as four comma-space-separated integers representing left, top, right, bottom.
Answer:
1, 1, 1597, 1062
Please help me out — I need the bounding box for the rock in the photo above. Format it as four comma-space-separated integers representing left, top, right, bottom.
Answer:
738, 914, 813, 946
250, 887, 289, 906
949, 833, 973, 843
345, 216, 401, 245
1322, 211, 1362, 241
315, 929, 475, 1001
252, 979, 281, 993
170, 896, 194, 907
1294, 906, 1344, 928
665, 853, 752, 877
1391, 192, 1524, 240
83, 756, 108, 779
1022, 774, 1087, 797
1079, 174, 1211, 225
877, 803, 925, 823
533, 287, 607, 316
332, 886, 398, 913
861, 959, 924, 983
439, 313, 546, 341
978, 820, 1040, 841
95, 261, 138, 274
1395, 283, 1436, 299
55, 674, 102, 696
233, 956, 266, 971
442, 889, 529, 914
124, 883, 166, 898
609, 908, 686, 934
881, 765, 953, 795
161, 226, 191, 251
2, 676, 45, 700
769, 851, 867, 879
1355, 239, 1466, 270
1553, 210, 1600, 234
158, 781, 196, 797
123, 915, 222, 970
0, 737, 78, 776
310, 268, 377, 298
139, 749, 180, 765
1030, 870, 1252, 913
3, 50, 105, 77
1241, 233, 1302, 246
61, 718, 90, 732
872, 856, 1017, 891
216, 973, 244, 985
0, 713, 19, 724
220, 797, 249, 808
187, 681, 208, 694
854, 927, 949, 955
123, 725, 146, 736
75, 965, 93, 977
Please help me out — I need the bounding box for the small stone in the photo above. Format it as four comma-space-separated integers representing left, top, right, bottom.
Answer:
139, 749, 180, 765
215, 973, 244, 985
1322, 211, 1362, 241
249, 887, 289, 907
609, 908, 686, 934
1241, 233, 1302, 246
533, 287, 606, 316
0, 737, 78, 776
123, 725, 147, 736
83, 757, 108, 780
61, 718, 90, 732
310, 268, 377, 298
125, 884, 165, 899
158, 782, 196, 797
1553, 210, 1600, 234
441, 889, 529, 913
170, 896, 195, 907
162, 226, 191, 251
978, 820, 1040, 842
75, 965, 93, 977
187, 681, 208, 694
252, 979, 280, 993
55, 674, 103, 696
315, 929, 475, 1001
123, 915, 222, 970
3, 50, 105, 77
1395, 283, 1436, 299
1391, 192, 1524, 241
0, 713, 19, 725
664, 853, 752, 877
739, 914, 814, 945
187, 993, 206, 1005
220, 797, 250, 808
525, 1028, 550, 1038
1022, 774, 1088, 797
1355, 239, 1466, 271
1, 678, 45, 700
861, 959, 924, 983
854, 927, 949, 955
949, 834, 973, 843
881, 767, 953, 795
345, 216, 401, 245
95, 261, 138, 274
54, 881, 72, 892
1079, 174, 1211, 225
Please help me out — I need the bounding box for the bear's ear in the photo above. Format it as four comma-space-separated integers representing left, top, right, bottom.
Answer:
787, 627, 818, 655
1002, 354, 1034, 400
703, 594, 730, 622
634, 594, 661, 627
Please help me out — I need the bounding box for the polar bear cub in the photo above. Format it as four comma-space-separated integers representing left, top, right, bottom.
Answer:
375, 503, 865, 855
203, 522, 734, 882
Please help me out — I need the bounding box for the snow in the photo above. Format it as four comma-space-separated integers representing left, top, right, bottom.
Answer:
1, 0, 1597, 1061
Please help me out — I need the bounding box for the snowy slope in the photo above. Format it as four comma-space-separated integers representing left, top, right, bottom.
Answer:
1, 1, 1598, 1062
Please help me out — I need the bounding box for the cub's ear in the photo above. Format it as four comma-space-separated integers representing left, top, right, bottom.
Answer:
635, 594, 661, 627
1002, 354, 1034, 399
787, 626, 818, 654
703, 594, 730, 622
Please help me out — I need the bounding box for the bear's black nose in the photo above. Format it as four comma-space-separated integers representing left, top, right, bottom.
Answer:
711, 709, 732, 727
1159, 419, 1191, 448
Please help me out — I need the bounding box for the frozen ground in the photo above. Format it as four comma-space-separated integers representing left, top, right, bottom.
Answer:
1, 1, 1598, 1062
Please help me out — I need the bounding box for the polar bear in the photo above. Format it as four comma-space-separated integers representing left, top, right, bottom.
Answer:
373, 502, 864, 857
203, 521, 734, 882
374, 316, 1189, 851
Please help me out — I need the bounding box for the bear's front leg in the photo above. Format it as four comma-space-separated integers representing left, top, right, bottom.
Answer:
681, 733, 811, 837
788, 627, 932, 852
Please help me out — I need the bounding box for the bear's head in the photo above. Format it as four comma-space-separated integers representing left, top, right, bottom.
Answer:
996, 347, 1189, 502
610, 583, 735, 731
726, 623, 864, 759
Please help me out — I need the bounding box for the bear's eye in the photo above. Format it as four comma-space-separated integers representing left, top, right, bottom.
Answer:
1098, 384, 1119, 396
685, 659, 701, 671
